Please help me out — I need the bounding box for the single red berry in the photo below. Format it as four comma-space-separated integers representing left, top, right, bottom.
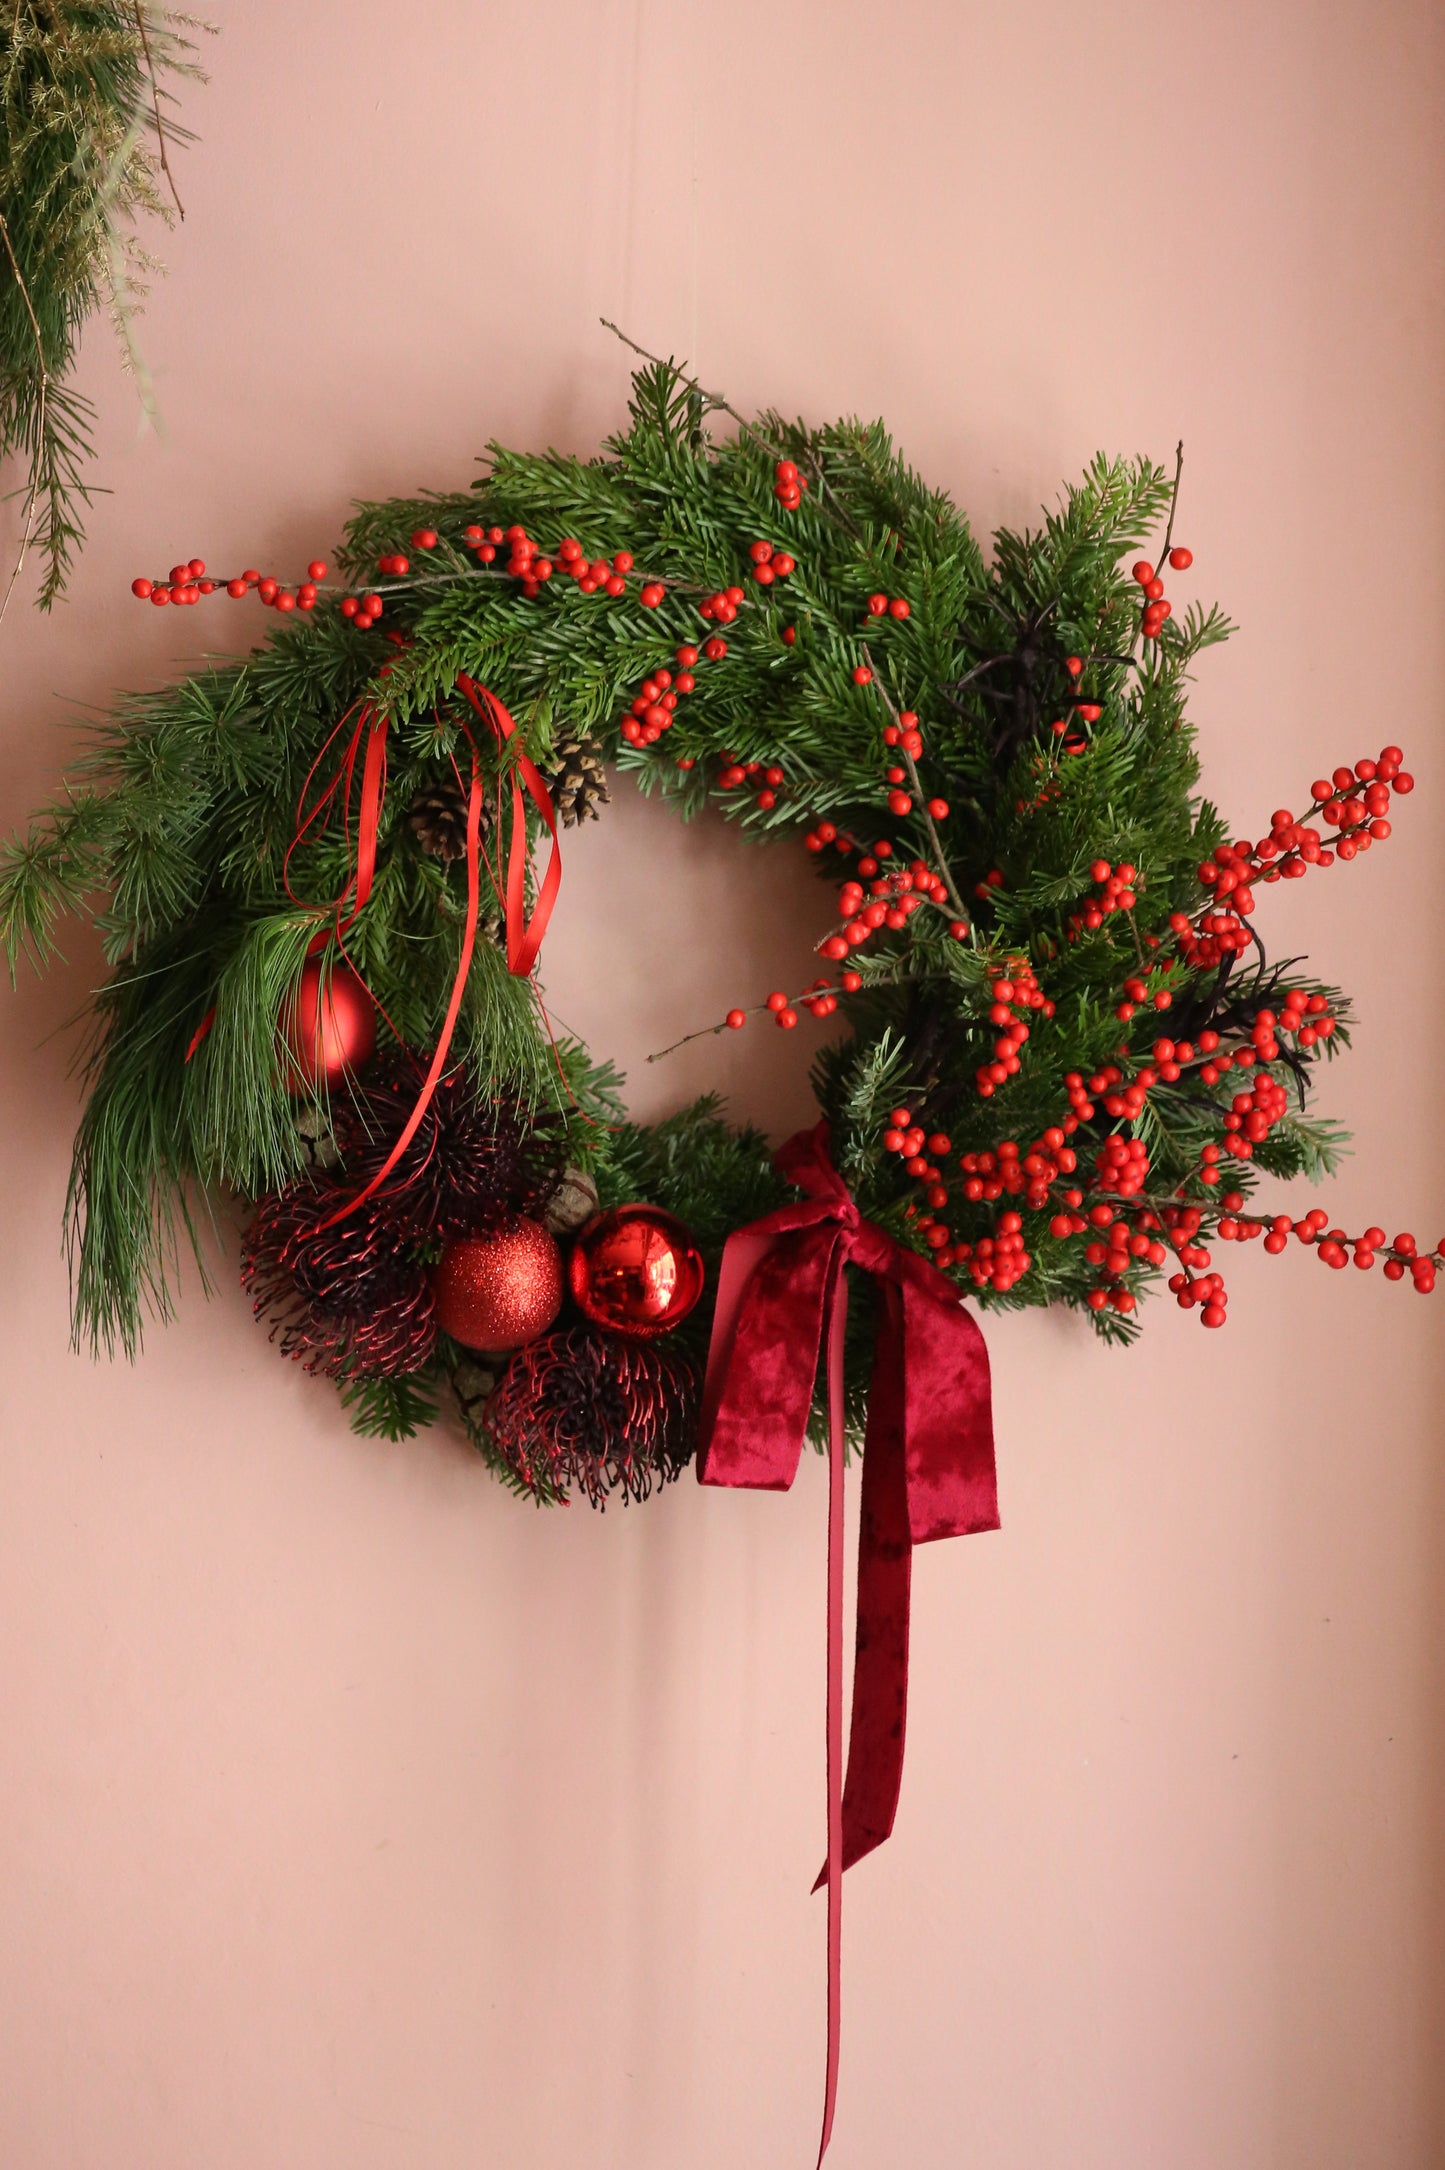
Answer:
888, 597, 910, 618
725, 1009, 747, 1029
640, 582, 664, 608
703, 636, 727, 660
1168, 546, 1193, 570
411, 528, 437, 549
1131, 560, 1154, 585
852, 665, 873, 685
777, 1007, 798, 1029
307, 559, 327, 580
131, 577, 152, 598
226, 578, 247, 599
149, 585, 170, 606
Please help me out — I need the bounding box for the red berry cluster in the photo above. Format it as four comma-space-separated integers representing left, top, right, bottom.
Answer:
1252, 990, 1334, 1057
1170, 901, 1248, 968
817, 864, 936, 960
1114, 966, 1173, 1021
718, 755, 785, 809
1215, 1068, 1290, 1164
1162, 1205, 1229, 1325
619, 645, 700, 748
747, 539, 795, 586
1130, 542, 1190, 640
1067, 856, 1139, 939
976, 961, 1052, 1097
1093, 1132, 1150, 1199
773, 458, 809, 510
1083, 1219, 1168, 1316
865, 593, 911, 620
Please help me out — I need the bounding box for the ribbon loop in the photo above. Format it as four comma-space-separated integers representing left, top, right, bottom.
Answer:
697, 1120, 998, 2161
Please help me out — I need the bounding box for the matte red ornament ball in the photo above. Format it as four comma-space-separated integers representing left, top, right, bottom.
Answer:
433, 1221, 564, 1353
568, 1206, 705, 1339
277, 959, 376, 1093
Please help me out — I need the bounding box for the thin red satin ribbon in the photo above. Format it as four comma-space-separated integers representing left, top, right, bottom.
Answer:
696, 1121, 999, 2163
308, 676, 563, 1227
189, 681, 564, 1233
455, 674, 563, 979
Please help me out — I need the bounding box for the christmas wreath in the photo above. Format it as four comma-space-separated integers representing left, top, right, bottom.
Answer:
4, 330, 1428, 2158
1, 335, 1423, 1508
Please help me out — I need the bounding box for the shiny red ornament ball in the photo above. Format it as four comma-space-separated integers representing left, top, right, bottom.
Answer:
434, 1221, 564, 1353
567, 1206, 705, 1339
277, 959, 376, 1093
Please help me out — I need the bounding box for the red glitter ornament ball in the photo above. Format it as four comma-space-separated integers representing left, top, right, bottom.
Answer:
567, 1206, 705, 1339
433, 1219, 564, 1353
278, 959, 376, 1093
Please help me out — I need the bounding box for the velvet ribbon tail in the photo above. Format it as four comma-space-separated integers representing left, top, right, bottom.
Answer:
696, 1121, 998, 2162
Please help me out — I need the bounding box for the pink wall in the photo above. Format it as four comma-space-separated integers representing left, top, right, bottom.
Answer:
3, 5, 1444, 2165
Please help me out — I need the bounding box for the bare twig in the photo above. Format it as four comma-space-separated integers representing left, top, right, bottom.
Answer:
1158, 440, 1185, 566
599, 319, 780, 464
599, 317, 863, 541
131, 3, 185, 218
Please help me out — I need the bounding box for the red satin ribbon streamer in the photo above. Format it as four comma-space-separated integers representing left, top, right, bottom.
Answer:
455, 674, 562, 979
283, 697, 390, 942
696, 1122, 999, 2163
314, 748, 486, 1230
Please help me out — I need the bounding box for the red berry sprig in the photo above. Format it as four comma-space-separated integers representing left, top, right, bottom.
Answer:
130, 557, 331, 614
1130, 541, 1191, 641
1221, 1202, 1441, 1291
1172, 747, 1414, 969
773, 458, 809, 510
975, 960, 1052, 1097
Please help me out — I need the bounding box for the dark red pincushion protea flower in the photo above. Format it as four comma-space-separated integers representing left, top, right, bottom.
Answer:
484, 1325, 699, 1507
241, 1180, 436, 1377
331, 1063, 561, 1240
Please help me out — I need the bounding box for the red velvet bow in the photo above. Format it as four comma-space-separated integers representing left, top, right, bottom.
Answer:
697, 1121, 998, 2161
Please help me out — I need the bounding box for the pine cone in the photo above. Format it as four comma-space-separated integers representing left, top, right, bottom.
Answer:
292, 1103, 340, 1172
545, 734, 611, 828
452, 1358, 500, 1433
407, 777, 487, 862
